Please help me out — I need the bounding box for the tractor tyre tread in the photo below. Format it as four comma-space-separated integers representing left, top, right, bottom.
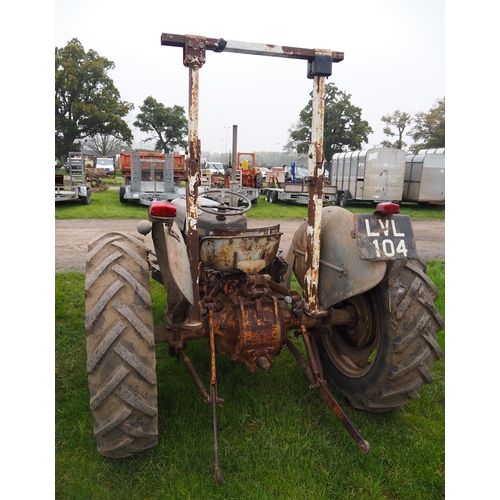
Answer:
85, 231, 158, 457
319, 257, 444, 412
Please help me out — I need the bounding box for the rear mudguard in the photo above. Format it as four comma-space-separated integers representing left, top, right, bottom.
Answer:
285, 206, 387, 309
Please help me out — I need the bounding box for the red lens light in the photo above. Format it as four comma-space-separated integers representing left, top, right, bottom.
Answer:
149, 201, 177, 218
375, 202, 400, 214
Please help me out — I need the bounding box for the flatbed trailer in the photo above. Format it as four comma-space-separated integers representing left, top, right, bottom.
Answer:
262, 182, 337, 205
55, 152, 91, 204
119, 152, 186, 206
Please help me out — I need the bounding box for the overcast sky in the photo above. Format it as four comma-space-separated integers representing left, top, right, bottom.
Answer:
55, 0, 444, 155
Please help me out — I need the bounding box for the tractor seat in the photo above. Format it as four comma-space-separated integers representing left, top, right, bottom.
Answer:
199, 225, 282, 273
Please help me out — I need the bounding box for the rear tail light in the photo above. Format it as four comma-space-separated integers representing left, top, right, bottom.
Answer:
375, 202, 400, 214
149, 200, 177, 218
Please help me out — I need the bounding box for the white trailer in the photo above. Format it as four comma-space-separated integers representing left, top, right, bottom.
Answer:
404, 149, 445, 205
262, 163, 336, 205
330, 148, 406, 206
262, 182, 337, 205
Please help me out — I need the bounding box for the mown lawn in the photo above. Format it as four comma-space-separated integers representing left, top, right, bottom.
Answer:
55, 189, 445, 221
55, 262, 445, 499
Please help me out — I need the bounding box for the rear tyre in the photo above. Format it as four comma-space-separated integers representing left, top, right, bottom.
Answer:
85, 232, 158, 457
82, 188, 91, 205
339, 192, 349, 207
119, 186, 128, 203
255, 172, 263, 190
318, 258, 444, 412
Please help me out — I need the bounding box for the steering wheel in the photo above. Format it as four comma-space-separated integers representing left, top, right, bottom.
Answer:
198, 189, 252, 216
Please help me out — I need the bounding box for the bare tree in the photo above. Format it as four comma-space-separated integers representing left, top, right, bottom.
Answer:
86, 134, 124, 156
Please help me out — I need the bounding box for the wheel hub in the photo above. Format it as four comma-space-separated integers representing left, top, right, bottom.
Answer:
322, 292, 381, 378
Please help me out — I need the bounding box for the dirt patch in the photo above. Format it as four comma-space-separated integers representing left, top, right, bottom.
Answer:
55, 218, 444, 273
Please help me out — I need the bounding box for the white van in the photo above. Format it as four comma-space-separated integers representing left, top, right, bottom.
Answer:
96, 157, 115, 175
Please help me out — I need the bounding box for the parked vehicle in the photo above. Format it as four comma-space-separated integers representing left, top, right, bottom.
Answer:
224, 152, 262, 203
84, 33, 443, 485
331, 148, 406, 206
202, 161, 225, 176
200, 161, 226, 189
55, 151, 91, 204
118, 151, 186, 205
258, 166, 270, 178
95, 157, 115, 175
63, 155, 82, 173
404, 149, 445, 205
262, 163, 337, 204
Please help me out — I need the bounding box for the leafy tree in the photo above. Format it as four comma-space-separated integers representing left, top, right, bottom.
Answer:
380, 110, 412, 149
133, 96, 188, 153
409, 98, 445, 152
55, 38, 134, 159
85, 134, 124, 156
285, 83, 372, 160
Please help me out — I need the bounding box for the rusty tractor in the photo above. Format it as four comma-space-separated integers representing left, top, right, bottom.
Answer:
84, 34, 443, 485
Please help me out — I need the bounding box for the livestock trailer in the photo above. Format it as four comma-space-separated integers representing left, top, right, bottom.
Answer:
404, 149, 445, 205
330, 148, 405, 206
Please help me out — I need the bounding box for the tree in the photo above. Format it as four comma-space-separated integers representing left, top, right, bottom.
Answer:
380, 110, 412, 149
133, 96, 188, 153
85, 134, 124, 156
409, 98, 445, 152
55, 39, 134, 159
284, 83, 372, 160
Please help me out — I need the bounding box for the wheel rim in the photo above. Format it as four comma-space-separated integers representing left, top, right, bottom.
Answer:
321, 291, 381, 378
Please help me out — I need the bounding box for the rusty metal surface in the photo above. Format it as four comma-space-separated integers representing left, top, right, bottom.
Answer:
213, 224, 280, 237
303, 74, 327, 316
160, 33, 344, 62
163, 222, 194, 305
292, 207, 386, 309
185, 63, 202, 323
199, 231, 282, 273
151, 222, 194, 327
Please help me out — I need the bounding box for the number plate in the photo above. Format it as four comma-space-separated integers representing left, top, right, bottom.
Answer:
354, 214, 418, 260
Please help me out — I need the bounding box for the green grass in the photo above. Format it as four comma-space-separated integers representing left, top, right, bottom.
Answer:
55, 262, 445, 499
56, 190, 445, 221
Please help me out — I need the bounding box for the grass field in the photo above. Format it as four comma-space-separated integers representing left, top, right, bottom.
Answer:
55, 261, 445, 499
55, 188, 445, 221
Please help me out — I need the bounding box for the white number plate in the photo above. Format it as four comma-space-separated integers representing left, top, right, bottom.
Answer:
354, 214, 418, 260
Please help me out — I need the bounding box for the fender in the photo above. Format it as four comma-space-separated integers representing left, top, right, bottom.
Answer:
287, 206, 387, 309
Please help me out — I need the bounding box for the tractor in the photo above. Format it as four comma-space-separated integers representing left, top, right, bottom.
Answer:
224, 152, 264, 192
84, 34, 443, 485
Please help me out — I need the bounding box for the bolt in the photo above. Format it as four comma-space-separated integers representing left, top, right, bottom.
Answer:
188, 41, 193, 48
256, 355, 271, 370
